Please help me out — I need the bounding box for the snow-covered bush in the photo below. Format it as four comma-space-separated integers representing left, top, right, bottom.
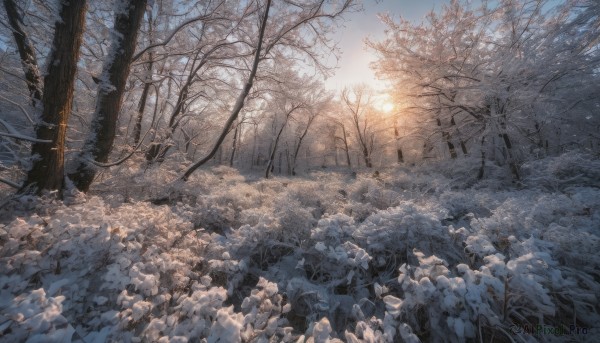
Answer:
1, 153, 598, 342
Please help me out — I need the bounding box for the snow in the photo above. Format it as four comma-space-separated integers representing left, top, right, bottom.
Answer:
0, 154, 599, 342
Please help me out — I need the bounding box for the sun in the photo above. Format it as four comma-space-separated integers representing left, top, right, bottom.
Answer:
381, 102, 394, 113
373, 93, 395, 113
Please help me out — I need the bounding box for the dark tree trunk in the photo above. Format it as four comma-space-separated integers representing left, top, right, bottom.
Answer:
291, 116, 315, 175
229, 122, 239, 167
502, 132, 520, 180
445, 136, 458, 159
133, 59, 153, 145
265, 121, 287, 179
438, 117, 457, 159
478, 135, 486, 179
460, 141, 468, 155
334, 147, 339, 166
20, 0, 87, 194
3, 0, 43, 106
499, 116, 520, 180
451, 115, 468, 156
278, 151, 282, 174
132, 7, 154, 145
285, 147, 291, 175
351, 118, 372, 168
70, 0, 147, 192
362, 147, 372, 168
394, 121, 404, 163
341, 124, 351, 167
181, 128, 191, 153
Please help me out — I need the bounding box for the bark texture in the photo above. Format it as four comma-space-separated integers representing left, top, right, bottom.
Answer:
3, 0, 43, 106
70, 0, 147, 192
20, 0, 87, 194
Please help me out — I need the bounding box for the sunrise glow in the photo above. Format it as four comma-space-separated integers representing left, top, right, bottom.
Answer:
381, 102, 394, 113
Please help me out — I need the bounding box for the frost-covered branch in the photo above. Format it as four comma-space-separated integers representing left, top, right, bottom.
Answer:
0, 118, 49, 143
181, 0, 272, 181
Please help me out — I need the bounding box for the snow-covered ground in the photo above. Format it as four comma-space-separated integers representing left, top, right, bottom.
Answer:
1, 154, 599, 342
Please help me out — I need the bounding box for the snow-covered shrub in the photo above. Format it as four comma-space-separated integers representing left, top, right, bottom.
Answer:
274, 196, 316, 243
284, 179, 346, 218
383, 252, 501, 342
522, 153, 600, 191
353, 201, 460, 269
0, 288, 73, 342
344, 201, 376, 222
1, 153, 599, 342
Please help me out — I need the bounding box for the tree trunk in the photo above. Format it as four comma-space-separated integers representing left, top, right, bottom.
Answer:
132, 7, 154, 146
394, 121, 404, 163
133, 76, 152, 145
265, 121, 287, 179
334, 147, 339, 166
499, 115, 520, 180
3, 0, 43, 106
278, 151, 282, 174
445, 136, 458, 159
70, 0, 147, 192
438, 117, 457, 159
450, 114, 468, 156
502, 132, 520, 180
285, 146, 291, 175
477, 135, 486, 179
229, 122, 239, 167
20, 0, 87, 194
133, 59, 153, 145
181, 0, 272, 181
251, 125, 258, 167
460, 141, 468, 155
362, 147, 372, 168
342, 124, 352, 168
291, 117, 315, 175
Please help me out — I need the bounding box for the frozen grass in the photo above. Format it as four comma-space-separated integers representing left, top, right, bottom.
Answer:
0, 153, 599, 342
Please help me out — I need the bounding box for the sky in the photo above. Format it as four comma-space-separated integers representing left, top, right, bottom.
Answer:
323, 0, 453, 91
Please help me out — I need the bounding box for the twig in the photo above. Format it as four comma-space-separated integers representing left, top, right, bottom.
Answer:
0, 177, 21, 189
0, 94, 35, 124
86, 125, 152, 167
0, 118, 50, 143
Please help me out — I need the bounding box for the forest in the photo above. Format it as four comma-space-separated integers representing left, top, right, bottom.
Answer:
0, 0, 599, 342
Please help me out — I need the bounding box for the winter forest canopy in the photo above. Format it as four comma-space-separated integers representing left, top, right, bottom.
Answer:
0, 0, 599, 342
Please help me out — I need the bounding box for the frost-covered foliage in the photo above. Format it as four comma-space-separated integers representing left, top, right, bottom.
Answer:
1, 153, 599, 342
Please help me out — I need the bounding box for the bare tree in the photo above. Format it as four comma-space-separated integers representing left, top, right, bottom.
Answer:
290, 109, 319, 175
341, 86, 376, 168
265, 102, 303, 179
229, 120, 240, 167
182, 0, 272, 180
132, 5, 156, 146
289, 84, 331, 175
181, 0, 356, 180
